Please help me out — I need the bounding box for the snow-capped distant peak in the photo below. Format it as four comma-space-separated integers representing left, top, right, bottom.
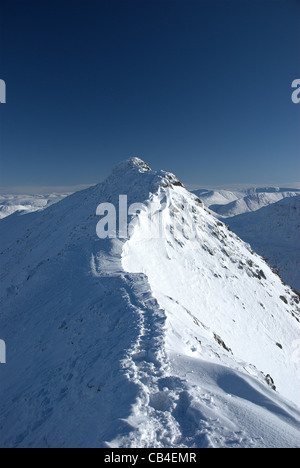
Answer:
111, 157, 152, 174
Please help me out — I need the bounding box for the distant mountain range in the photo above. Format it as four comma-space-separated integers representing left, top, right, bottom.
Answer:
193, 187, 300, 218
192, 187, 300, 292
0, 193, 71, 219
226, 195, 300, 292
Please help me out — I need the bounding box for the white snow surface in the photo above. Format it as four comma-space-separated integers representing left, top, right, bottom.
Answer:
0, 158, 299, 448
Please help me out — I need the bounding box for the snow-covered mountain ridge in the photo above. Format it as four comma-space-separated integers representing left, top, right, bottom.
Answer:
0, 158, 299, 448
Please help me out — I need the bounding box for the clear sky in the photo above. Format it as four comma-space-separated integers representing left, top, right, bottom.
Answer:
0, 0, 299, 189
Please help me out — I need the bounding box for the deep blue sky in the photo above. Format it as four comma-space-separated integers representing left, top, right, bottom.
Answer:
0, 0, 299, 189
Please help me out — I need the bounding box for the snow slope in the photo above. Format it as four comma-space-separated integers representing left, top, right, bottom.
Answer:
0, 193, 72, 219
0, 158, 299, 448
227, 196, 300, 292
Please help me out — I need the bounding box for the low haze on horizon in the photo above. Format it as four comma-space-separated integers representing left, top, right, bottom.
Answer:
1, 176, 300, 196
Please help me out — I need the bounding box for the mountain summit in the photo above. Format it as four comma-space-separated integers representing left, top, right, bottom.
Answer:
0, 159, 299, 448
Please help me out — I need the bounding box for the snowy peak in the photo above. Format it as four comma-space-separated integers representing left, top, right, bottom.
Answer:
96, 158, 187, 210
114, 157, 152, 172
110, 157, 183, 185
107, 157, 153, 179
0, 159, 300, 448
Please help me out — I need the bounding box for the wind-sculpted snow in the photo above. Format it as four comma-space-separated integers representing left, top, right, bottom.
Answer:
0, 158, 299, 448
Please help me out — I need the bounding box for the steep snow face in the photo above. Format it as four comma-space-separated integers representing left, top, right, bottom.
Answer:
227, 196, 300, 292
0, 158, 300, 448
122, 182, 300, 406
